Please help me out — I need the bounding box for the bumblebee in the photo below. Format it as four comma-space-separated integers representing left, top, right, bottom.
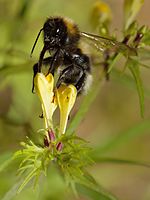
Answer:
31, 16, 135, 94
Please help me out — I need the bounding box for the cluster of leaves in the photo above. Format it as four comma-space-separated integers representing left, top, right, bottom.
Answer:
13, 134, 92, 194
11, 132, 120, 200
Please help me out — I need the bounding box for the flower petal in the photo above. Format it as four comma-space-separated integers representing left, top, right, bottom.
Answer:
34, 73, 57, 129
56, 84, 77, 134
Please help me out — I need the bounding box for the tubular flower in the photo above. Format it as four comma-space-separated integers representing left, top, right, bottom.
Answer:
34, 73, 57, 130
34, 72, 77, 138
56, 84, 77, 134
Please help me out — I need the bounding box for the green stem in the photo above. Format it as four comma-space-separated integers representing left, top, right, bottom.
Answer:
108, 53, 122, 73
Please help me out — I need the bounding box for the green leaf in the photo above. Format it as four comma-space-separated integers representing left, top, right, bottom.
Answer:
137, 48, 150, 61
127, 58, 144, 117
107, 53, 123, 73
17, 169, 38, 194
93, 157, 150, 168
93, 119, 150, 155
141, 28, 150, 45
124, 0, 145, 30
76, 183, 117, 200
1, 181, 23, 200
72, 169, 117, 200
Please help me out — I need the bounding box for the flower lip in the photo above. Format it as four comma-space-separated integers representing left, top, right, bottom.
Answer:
34, 72, 57, 130
34, 72, 77, 136
56, 84, 77, 135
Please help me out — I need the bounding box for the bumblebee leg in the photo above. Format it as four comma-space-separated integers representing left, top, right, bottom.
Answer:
56, 65, 86, 94
47, 49, 60, 75
103, 62, 109, 80
38, 46, 47, 72
75, 73, 87, 94
32, 57, 53, 93
103, 51, 110, 80
32, 63, 38, 93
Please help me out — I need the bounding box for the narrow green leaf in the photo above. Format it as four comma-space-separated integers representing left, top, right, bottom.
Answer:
142, 29, 150, 45
136, 48, 150, 61
1, 181, 22, 200
73, 170, 117, 200
124, 0, 145, 30
128, 59, 144, 117
93, 157, 150, 168
18, 164, 34, 173
76, 183, 117, 200
110, 58, 145, 117
107, 53, 123, 73
93, 119, 150, 155
17, 169, 37, 194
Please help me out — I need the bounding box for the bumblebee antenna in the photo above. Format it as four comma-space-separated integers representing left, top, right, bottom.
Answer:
30, 28, 43, 57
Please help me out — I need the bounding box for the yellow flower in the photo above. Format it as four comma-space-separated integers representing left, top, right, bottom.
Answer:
34, 73, 77, 135
93, 1, 112, 17
90, 0, 112, 30
56, 84, 77, 134
34, 73, 57, 130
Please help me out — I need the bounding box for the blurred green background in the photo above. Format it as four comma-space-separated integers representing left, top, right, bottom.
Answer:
0, 0, 150, 200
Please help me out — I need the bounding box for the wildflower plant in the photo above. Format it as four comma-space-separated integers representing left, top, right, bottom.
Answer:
1, 0, 150, 200
13, 72, 94, 194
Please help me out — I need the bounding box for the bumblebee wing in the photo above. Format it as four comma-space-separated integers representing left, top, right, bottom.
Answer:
80, 32, 136, 56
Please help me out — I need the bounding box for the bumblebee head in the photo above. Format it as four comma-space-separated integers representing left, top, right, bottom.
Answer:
30, 17, 67, 57
43, 17, 67, 49
30, 17, 80, 57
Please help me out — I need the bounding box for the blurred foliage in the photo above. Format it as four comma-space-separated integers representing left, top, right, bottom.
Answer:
0, 0, 150, 200
124, 0, 144, 30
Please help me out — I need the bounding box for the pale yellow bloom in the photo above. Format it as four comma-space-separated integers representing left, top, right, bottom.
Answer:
91, 0, 112, 29
56, 84, 77, 134
34, 73, 57, 130
93, 1, 112, 17
34, 73, 77, 135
